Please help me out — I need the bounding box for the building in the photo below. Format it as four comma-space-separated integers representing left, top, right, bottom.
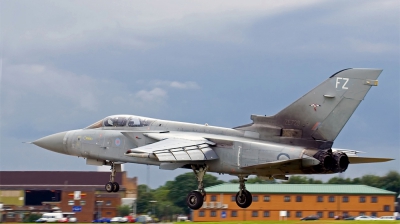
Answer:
0, 171, 137, 222
193, 184, 396, 221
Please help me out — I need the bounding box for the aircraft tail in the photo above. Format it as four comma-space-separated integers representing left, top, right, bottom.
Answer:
240, 68, 382, 143
274, 68, 382, 141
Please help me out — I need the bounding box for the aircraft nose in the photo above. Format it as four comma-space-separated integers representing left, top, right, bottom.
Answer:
33, 131, 67, 154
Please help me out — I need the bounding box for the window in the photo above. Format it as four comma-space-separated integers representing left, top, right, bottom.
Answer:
371, 212, 377, 217
329, 212, 334, 218
6, 212, 15, 218
263, 211, 270, 217
317, 211, 323, 218
343, 212, 348, 217
296, 211, 302, 218
106, 200, 111, 206
359, 212, 365, 216
231, 211, 237, 217
211, 195, 217, 201
264, 195, 270, 202
342, 196, 349, 202
231, 195, 236, 202
287, 211, 291, 217
68, 200, 74, 205
252, 211, 258, 217
329, 196, 335, 202
296, 196, 302, 202
284, 196, 291, 202
80, 200, 86, 206
317, 196, 323, 202
106, 212, 111, 215
253, 195, 259, 202
371, 196, 377, 203
199, 211, 205, 217
383, 205, 390, 211
359, 196, 366, 203
210, 211, 216, 217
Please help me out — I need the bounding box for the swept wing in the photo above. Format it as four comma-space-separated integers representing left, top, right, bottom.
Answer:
124, 132, 218, 162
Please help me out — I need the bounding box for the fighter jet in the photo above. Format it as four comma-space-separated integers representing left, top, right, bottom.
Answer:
32, 68, 392, 210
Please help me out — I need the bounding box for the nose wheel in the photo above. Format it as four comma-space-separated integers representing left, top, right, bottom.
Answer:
235, 176, 252, 208
105, 162, 120, 192
186, 165, 208, 210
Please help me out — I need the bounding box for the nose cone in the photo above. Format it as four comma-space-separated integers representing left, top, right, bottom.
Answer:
33, 131, 67, 154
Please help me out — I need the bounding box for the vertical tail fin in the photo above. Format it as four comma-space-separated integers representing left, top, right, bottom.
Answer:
274, 68, 382, 141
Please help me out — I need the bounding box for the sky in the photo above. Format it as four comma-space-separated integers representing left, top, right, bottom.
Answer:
0, 0, 399, 189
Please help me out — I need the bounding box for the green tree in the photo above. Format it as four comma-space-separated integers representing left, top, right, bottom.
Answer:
284, 176, 310, 184
136, 184, 154, 214
117, 205, 131, 216
327, 177, 352, 184
307, 178, 323, 184
23, 213, 42, 223
167, 172, 224, 214
379, 171, 400, 197
359, 174, 381, 187
152, 185, 183, 220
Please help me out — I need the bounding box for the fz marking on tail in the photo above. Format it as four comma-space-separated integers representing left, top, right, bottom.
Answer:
336, 77, 349, 89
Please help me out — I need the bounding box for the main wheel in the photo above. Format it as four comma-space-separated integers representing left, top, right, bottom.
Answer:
186, 191, 204, 210
112, 182, 120, 192
105, 182, 115, 192
235, 190, 252, 208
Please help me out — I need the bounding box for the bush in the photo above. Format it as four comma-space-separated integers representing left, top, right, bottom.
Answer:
23, 213, 42, 223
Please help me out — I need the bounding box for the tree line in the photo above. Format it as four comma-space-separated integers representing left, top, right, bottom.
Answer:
135, 170, 399, 220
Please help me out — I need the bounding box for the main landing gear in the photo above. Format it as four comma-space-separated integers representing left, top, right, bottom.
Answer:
184, 167, 253, 210
235, 176, 252, 208
186, 165, 208, 210
105, 162, 120, 193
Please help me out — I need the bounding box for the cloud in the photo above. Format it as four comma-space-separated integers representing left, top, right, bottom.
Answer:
135, 87, 168, 102
1, 1, 324, 58
2, 63, 100, 113
154, 80, 200, 89
346, 38, 397, 54
170, 81, 200, 89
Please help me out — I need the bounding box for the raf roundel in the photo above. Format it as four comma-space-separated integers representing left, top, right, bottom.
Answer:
115, 138, 121, 146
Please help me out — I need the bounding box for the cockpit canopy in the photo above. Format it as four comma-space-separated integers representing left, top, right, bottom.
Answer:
85, 115, 154, 129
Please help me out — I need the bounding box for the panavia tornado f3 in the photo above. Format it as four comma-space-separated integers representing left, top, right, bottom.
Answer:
33, 68, 393, 209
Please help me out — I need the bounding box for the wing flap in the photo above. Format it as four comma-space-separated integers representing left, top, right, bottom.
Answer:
125, 136, 218, 162
186, 149, 206, 161
200, 147, 219, 160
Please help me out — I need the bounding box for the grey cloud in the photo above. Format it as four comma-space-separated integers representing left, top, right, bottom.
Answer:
170, 81, 200, 89
135, 87, 168, 102
2, 63, 100, 113
2, 1, 324, 59
154, 80, 201, 89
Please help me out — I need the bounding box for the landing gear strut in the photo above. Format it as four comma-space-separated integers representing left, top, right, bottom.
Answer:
186, 165, 208, 210
235, 175, 252, 208
105, 162, 120, 193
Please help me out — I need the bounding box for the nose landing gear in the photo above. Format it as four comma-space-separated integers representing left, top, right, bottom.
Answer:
235, 176, 252, 208
186, 165, 208, 210
105, 162, 120, 192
